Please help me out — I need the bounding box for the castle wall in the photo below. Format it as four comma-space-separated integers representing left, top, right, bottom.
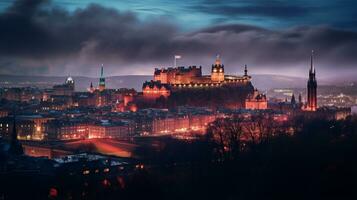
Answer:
154, 66, 202, 84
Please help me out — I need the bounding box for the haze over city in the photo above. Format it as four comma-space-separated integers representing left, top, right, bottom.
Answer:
0, 0, 357, 79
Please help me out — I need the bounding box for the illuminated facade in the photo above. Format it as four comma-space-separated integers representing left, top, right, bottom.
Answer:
22, 144, 71, 159
45, 120, 89, 140
152, 114, 217, 135
88, 121, 130, 139
245, 89, 268, 110
114, 101, 138, 112
142, 80, 171, 99
0, 116, 53, 140
154, 66, 202, 84
211, 55, 225, 82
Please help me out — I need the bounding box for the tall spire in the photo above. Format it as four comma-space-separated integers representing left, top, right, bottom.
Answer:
307, 50, 317, 111
101, 64, 104, 77
244, 64, 248, 76
99, 64, 106, 92
310, 50, 314, 73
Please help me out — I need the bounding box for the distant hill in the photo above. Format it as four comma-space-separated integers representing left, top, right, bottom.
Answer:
0, 75, 152, 91
0, 74, 333, 91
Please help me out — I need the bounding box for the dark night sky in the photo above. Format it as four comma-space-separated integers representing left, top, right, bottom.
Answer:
0, 0, 357, 79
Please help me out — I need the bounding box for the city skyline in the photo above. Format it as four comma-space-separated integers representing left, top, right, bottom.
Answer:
0, 0, 357, 79
1, 1, 357, 199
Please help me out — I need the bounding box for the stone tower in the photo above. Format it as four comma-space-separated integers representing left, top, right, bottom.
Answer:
211, 55, 225, 82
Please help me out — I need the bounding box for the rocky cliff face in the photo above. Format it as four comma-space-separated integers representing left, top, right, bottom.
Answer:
136, 82, 254, 110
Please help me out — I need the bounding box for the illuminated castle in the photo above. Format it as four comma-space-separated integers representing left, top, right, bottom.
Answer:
142, 55, 255, 109
151, 55, 251, 89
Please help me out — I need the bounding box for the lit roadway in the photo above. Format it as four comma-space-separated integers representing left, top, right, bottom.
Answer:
65, 139, 138, 158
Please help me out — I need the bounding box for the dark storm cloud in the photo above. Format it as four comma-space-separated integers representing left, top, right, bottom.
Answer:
0, 0, 357, 77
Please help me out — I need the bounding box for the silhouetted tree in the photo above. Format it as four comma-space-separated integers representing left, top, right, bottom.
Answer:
8, 118, 23, 155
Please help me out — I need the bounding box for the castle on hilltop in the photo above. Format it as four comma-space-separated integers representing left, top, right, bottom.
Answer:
141, 55, 259, 109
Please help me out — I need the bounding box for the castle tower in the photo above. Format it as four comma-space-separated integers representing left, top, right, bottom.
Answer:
307, 50, 317, 111
99, 64, 106, 92
211, 54, 225, 82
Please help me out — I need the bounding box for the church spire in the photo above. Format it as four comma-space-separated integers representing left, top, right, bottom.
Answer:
244, 64, 248, 76
101, 64, 104, 77
307, 50, 317, 111
310, 50, 314, 73
291, 93, 296, 104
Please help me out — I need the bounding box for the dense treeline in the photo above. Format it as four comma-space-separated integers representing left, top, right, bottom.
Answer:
1, 115, 357, 199
129, 115, 357, 200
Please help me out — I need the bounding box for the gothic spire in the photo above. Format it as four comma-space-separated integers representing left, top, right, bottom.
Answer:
244, 64, 248, 76
101, 64, 104, 77
310, 50, 314, 73
291, 93, 296, 104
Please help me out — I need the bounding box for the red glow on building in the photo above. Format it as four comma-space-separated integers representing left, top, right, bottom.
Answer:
142, 80, 171, 99
245, 89, 268, 110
